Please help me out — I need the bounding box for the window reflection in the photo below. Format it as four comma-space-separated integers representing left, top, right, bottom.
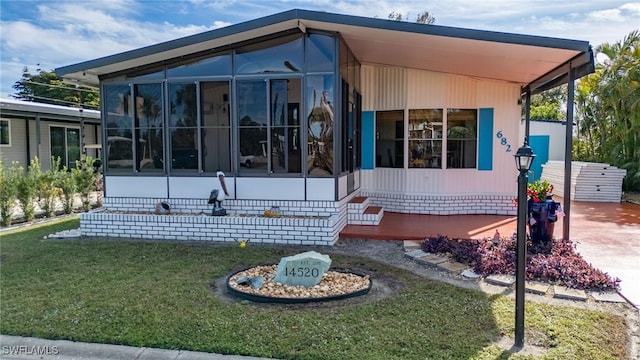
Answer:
134, 84, 164, 171
201, 81, 231, 172
167, 52, 231, 78
104, 84, 134, 171
237, 81, 268, 172
447, 109, 477, 169
307, 33, 335, 72
306, 75, 334, 175
169, 83, 198, 170
409, 109, 443, 168
235, 34, 303, 74
375, 110, 404, 168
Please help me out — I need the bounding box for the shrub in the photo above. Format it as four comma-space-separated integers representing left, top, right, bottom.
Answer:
57, 166, 77, 214
72, 156, 97, 211
15, 158, 40, 221
38, 157, 62, 218
0, 161, 20, 226
421, 235, 620, 291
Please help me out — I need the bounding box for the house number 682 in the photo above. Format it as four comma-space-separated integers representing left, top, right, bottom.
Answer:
496, 131, 511, 152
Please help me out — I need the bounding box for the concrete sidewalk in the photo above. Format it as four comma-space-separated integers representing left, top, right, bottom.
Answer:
0, 335, 278, 360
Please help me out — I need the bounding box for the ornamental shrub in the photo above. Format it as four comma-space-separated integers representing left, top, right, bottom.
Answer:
16, 158, 40, 221
72, 156, 97, 211
57, 166, 77, 214
38, 157, 62, 217
0, 161, 19, 226
421, 234, 620, 291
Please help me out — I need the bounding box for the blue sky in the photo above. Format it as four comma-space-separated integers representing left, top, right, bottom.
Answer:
1, 0, 638, 98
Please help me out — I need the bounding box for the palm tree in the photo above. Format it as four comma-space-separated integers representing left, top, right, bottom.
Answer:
575, 31, 640, 190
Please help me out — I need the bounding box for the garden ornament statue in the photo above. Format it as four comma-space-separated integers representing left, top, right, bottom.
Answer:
209, 170, 230, 216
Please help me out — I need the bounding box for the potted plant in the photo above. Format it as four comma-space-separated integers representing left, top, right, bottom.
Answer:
526, 179, 562, 245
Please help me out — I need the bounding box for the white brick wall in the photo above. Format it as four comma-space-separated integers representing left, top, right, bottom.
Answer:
359, 191, 516, 216
80, 211, 340, 246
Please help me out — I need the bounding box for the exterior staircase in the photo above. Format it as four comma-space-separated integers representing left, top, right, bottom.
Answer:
347, 196, 384, 225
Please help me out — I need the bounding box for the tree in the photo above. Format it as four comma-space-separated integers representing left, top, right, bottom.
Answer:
388, 10, 435, 24
526, 86, 566, 121
575, 31, 640, 191
12, 67, 99, 110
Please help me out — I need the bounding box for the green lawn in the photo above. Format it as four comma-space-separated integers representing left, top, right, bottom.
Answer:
0, 217, 629, 359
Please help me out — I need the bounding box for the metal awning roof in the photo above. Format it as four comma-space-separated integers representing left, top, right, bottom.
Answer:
0, 98, 100, 123
55, 9, 594, 94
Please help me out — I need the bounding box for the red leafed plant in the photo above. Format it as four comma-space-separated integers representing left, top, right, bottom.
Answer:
421, 234, 620, 291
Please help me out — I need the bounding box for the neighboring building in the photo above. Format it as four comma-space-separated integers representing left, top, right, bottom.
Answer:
0, 98, 101, 170
523, 118, 574, 181
55, 9, 594, 245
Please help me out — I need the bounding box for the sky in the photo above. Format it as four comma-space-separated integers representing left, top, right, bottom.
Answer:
0, 0, 638, 99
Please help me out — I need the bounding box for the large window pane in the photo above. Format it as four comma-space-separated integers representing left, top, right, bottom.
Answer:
235, 34, 303, 74
167, 52, 231, 78
306, 33, 335, 72
271, 79, 301, 174
66, 128, 81, 168
376, 110, 404, 168
50, 126, 66, 168
447, 109, 477, 169
134, 84, 164, 172
409, 109, 443, 168
237, 81, 268, 173
104, 84, 133, 171
201, 81, 231, 172
169, 83, 198, 170
306, 75, 334, 176
0, 120, 10, 145
50, 126, 80, 169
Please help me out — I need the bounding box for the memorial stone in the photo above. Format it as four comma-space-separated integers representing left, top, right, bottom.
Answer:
272, 251, 331, 287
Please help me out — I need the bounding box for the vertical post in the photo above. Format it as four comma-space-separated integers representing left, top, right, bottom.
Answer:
515, 168, 528, 347
563, 64, 575, 240
524, 86, 531, 142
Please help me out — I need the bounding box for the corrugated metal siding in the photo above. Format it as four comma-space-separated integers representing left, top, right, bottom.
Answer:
361, 65, 376, 111
447, 74, 477, 108
407, 69, 447, 108
361, 65, 406, 111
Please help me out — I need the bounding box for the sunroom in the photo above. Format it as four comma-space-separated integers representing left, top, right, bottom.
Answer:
56, 9, 594, 245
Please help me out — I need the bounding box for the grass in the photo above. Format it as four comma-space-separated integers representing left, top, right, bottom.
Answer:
0, 217, 630, 359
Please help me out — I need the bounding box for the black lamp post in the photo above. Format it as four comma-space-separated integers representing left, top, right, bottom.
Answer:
514, 143, 535, 348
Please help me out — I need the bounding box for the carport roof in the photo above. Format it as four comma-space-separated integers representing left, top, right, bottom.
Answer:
55, 9, 594, 94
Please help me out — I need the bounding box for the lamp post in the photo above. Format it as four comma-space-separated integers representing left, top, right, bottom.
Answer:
514, 143, 535, 348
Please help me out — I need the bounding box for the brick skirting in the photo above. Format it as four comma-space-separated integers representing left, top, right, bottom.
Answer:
80, 211, 340, 246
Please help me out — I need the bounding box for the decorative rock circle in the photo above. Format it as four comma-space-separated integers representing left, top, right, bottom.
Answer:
226, 265, 372, 304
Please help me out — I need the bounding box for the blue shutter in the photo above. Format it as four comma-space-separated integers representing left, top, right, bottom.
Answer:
361, 111, 375, 169
478, 108, 494, 171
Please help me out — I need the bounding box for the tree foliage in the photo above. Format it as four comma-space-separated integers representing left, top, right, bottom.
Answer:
388, 10, 435, 24
12, 67, 99, 110
575, 31, 640, 191
528, 86, 566, 120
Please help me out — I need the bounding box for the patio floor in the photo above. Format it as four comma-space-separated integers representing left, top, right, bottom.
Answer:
340, 197, 640, 307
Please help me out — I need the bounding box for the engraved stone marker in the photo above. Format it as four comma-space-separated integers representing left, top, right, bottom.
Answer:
272, 251, 331, 287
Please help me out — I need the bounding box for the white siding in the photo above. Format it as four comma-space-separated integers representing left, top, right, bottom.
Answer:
361, 65, 406, 110
447, 74, 478, 109
105, 176, 168, 198
407, 70, 447, 108
361, 66, 522, 197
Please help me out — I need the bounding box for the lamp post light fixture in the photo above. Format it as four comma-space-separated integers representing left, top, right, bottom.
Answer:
514, 143, 535, 348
